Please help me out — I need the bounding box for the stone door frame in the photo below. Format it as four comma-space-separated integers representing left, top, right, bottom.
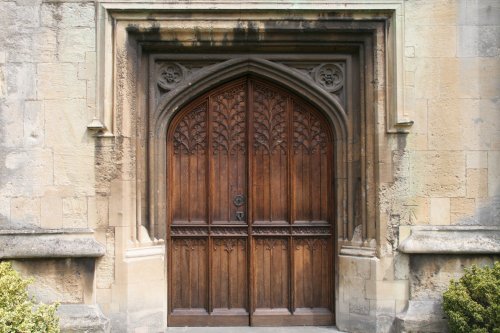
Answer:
91, 1, 412, 330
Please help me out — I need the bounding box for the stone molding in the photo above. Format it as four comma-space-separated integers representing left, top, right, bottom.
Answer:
0, 229, 105, 259
125, 245, 164, 259
339, 245, 377, 257
398, 226, 500, 254
95, 0, 411, 136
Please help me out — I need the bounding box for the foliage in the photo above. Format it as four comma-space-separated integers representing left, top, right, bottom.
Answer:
0, 261, 60, 333
443, 262, 500, 333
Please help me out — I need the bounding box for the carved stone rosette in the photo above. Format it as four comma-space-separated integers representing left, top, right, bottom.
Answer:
313, 63, 344, 92
157, 62, 185, 91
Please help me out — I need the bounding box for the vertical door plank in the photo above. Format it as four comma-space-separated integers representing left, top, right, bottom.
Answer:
252, 82, 288, 224
211, 84, 247, 224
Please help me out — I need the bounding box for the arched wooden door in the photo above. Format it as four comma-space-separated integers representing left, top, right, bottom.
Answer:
167, 77, 334, 326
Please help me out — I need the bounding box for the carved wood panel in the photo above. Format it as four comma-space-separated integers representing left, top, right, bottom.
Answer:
252, 83, 288, 223
168, 77, 334, 326
212, 238, 248, 312
171, 102, 208, 224
211, 84, 247, 224
254, 238, 289, 310
292, 101, 330, 223
171, 238, 208, 312
293, 238, 331, 310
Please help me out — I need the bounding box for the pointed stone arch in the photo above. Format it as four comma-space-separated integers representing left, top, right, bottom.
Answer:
149, 57, 352, 242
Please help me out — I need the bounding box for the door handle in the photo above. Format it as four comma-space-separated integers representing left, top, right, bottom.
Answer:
233, 194, 245, 207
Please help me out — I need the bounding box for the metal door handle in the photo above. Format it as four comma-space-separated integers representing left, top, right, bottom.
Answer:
233, 194, 245, 207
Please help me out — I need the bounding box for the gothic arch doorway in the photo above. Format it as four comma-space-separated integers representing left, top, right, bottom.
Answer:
166, 76, 335, 326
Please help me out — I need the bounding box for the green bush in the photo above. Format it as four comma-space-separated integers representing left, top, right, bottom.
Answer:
443, 261, 500, 333
0, 261, 60, 333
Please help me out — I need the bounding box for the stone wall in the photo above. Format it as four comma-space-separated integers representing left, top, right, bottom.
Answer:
0, 0, 97, 229
0, 1, 499, 333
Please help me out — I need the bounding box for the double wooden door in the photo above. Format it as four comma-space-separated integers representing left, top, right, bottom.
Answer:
167, 77, 334, 326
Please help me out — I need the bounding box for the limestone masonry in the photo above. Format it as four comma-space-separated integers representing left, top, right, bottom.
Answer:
0, 1, 498, 332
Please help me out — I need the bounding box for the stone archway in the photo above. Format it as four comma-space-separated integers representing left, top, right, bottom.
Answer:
97, 9, 394, 331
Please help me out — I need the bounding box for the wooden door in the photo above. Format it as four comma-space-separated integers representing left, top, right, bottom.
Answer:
167, 77, 334, 327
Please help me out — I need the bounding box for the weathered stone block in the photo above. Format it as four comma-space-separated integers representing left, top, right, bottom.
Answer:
410, 151, 466, 197
413, 58, 440, 99
78, 52, 97, 80
44, 98, 90, 148
428, 98, 481, 150
96, 229, 115, 289
1, 149, 54, 199
365, 280, 409, 301
395, 300, 447, 333
23, 100, 44, 147
5, 62, 36, 100
488, 151, 500, 197
466, 168, 488, 198
54, 148, 95, 196
63, 196, 88, 228
37, 63, 86, 100
476, 196, 500, 226
349, 297, 370, 316
41, 2, 95, 28
41, 195, 63, 229
59, 28, 95, 63
394, 253, 410, 280
58, 304, 110, 333
409, 254, 498, 300
0, 99, 24, 148
467, 151, 488, 169
430, 197, 450, 225
405, 0, 457, 26
458, 0, 500, 26
479, 58, 500, 98
0, 66, 5, 100
458, 25, 499, 58
10, 197, 40, 227
12, 259, 96, 304
450, 197, 476, 224
33, 28, 58, 63
405, 25, 456, 58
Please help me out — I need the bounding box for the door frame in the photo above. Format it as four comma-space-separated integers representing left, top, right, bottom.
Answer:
92, 4, 412, 331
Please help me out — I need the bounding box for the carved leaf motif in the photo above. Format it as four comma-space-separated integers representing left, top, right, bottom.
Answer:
253, 84, 287, 154
294, 238, 328, 251
212, 85, 246, 154
255, 238, 288, 251
173, 103, 207, 154
173, 238, 207, 252
213, 239, 245, 253
293, 103, 327, 154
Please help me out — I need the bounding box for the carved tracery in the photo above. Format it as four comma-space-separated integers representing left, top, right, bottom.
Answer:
293, 103, 328, 154
173, 103, 207, 154
212, 85, 246, 154
253, 84, 287, 154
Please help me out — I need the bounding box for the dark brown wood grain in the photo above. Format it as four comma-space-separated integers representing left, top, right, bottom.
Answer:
167, 77, 334, 326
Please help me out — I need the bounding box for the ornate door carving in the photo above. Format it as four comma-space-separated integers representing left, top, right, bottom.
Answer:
167, 77, 334, 326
